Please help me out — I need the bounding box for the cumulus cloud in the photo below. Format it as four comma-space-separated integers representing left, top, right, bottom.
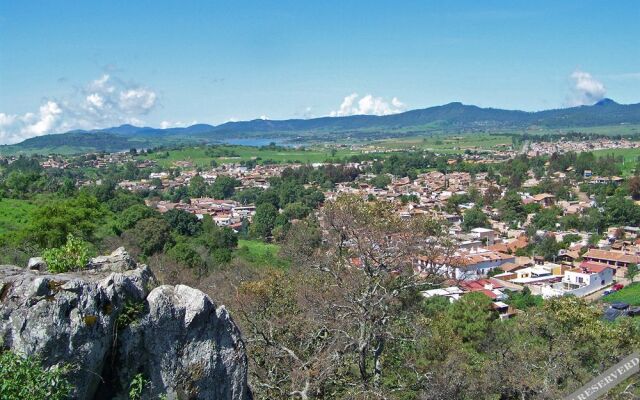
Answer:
0, 74, 158, 144
330, 93, 406, 117
159, 120, 197, 129
567, 70, 606, 106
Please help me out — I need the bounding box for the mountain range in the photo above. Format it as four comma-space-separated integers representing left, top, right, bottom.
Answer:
2, 98, 640, 155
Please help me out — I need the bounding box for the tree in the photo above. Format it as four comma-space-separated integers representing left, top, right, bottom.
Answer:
447, 291, 497, 346
626, 263, 638, 282
282, 202, 311, 221
23, 193, 103, 249
371, 174, 391, 189
162, 208, 201, 236
127, 217, 172, 256
239, 195, 453, 397
461, 206, 490, 231
201, 215, 238, 251
115, 204, 159, 233
498, 191, 526, 225
250, 203, 278, 239
188, 174, 207, 198
210, 175, 240, 199
167, 242, 202, 269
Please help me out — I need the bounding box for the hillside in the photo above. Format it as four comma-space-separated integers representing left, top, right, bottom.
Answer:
2, 99, 640, 155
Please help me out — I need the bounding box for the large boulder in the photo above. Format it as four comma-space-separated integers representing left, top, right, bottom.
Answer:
0, 247, 252, 400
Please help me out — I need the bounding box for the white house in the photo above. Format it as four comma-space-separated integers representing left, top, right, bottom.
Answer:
540, 262, 614, 298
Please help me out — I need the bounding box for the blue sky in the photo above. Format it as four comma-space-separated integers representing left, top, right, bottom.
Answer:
0, 0, 639, 143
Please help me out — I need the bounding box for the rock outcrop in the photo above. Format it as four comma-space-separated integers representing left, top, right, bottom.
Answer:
0, 248, 252, 400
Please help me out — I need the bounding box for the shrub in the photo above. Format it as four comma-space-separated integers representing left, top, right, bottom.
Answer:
42, 234, 92, 273
128, 373, 148, 400
0, 350, 72, 400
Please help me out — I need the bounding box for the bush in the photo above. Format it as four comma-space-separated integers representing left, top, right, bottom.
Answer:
42, 234, 92, 273
0, 350, 72, 400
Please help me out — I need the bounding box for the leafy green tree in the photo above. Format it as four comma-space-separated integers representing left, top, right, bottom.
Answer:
233, 187, 264, 205
188, 174, 207, 198
282, 202, 312, 221
447, 292, 497, 346
461, 206, 490, 231
0, 350, 72, 400
162, 208, 201, 236
115, 204, 159, 233
371, 174, 391, 189
24, 193, 103, 248
167, 242, 202, 269
534, 235, 561, 261
250, 203, 279, 239
498, 191, 526, 225
626, 263, 638, 282
201, 215, 238, 251
210, 175, 240, 199
531, 207, 561, 231
505, 287, 543, 310
128, 217, 172, 256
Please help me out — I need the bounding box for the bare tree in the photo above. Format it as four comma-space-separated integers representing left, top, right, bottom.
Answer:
239, 195, 454, 398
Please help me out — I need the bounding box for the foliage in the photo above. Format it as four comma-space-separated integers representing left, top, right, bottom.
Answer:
162, 208, 201, 236
167, 242, 202, 269
22, 193, 103, 248
42, 234, 92, 273
128, 373, 148, 400
603, 283, 640, 306
505, 287, 543, 310
126, 217, 172, 256
626, 263, 638, 282
0, 350, 72, 400
461, 206, 490, 231
116, 301, 145, 330
250, 203, 278, 239
115, 204, 159, 233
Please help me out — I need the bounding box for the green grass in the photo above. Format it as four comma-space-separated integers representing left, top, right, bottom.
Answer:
0, 198, 36, 235
370, 134, 514, 153
603, 283, 640, 306
592, 148, 640, 175
236, 239, 289, 269
138, 145, 361, 168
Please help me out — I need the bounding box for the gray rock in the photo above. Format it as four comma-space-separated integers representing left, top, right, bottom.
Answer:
0, 248, 252, 400
27, 256, 47, 271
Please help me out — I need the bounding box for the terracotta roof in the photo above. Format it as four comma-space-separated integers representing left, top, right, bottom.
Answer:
583, 249, 639, 264
574, 261, 614, 274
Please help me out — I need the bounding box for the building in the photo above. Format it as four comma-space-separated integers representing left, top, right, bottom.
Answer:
539, 262, 614, 298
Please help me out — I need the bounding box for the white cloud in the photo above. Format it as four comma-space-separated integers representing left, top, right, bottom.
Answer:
160, 120, 197, 129
330, 93, 406, 117
567, 70, 606, 106
119, 88, 157, 114
0, 74, 159, 144
86, 93, 104, 109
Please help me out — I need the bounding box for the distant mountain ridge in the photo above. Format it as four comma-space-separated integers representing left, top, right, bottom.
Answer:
3, 99, 640, 155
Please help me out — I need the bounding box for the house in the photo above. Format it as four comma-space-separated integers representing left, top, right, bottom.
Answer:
417, 249, 515, 280
582, 248, 640, 277
539, 262, 614, 298
531, 193, 556, 207
470, 227, 496, 245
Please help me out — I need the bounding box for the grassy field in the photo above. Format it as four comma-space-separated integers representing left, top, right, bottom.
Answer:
236, 239, 289, 269
603, 283, 640, 306
138, 145, 362, 168
592, 147, 640, 175
369, 134, 513, 153
0, 198, 35, 235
